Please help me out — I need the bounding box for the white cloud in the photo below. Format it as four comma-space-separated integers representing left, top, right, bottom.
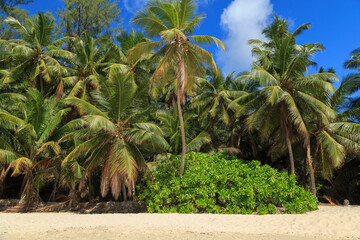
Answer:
217, 0, 273, 74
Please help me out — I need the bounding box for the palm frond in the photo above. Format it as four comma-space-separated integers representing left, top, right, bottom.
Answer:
65, 97, 108, 118
185, 131, 211, 152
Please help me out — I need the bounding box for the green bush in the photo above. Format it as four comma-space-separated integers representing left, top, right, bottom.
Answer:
138, 152, 318, 214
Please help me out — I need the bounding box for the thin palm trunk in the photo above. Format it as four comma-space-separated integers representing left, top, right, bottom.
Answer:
306, 143, 316, 196
177, 92, 186, 175
236, 132, 241, 148
281, 103, 295, 175
176, 41, 187, 175
122, 184, 127, 201
0, 167, 11, 197
286, 134, 296, 175
302, 156, 307, 188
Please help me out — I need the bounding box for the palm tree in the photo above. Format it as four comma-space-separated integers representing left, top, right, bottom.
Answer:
344, 48, 360, 71
310, 72, 360, 181
0, 13, 73, 93
128, 0, 226, 175
0, 89, 70, 206
343, 48, 360, 122
62, 68, 169, 201
117, 29, 149, 53
62, 33, 124, 99
191, 68, 249, 128
156, 108, 211, 156
116, 29, 156, 101
235, 16, 336, 195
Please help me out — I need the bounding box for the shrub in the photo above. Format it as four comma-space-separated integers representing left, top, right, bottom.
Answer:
138, 152, 318, 214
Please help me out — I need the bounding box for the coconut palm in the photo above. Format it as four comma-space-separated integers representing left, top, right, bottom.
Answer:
62, 68, 169, 201
191, 68, 249, 128
233, 16, 336, 195
0, 13, 73, 93
156, 108, 211, 156
0, 89, 70, 206
116, 29, 156, 101
117, 29, 149, 53
343, 48, 360, 122
344, 48, 360, 71
62, 33, 124, 99
309, 74, 360, 181
128, 0, 226, 175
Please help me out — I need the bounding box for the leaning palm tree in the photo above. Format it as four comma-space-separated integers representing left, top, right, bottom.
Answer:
0, 13, 73, 93
0, 89, 70, 207
128, 0, 226, 175
62, 68, 169, 201
233, 16, 336, 195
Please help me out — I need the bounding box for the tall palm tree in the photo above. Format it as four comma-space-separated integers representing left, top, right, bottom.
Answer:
234, 16, 336, 195
0, 89, 70, 206
62, 68, 169, 201
128, 0, 225, 175
0, 13, 73, 93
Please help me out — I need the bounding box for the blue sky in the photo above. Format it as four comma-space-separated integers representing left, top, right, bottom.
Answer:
20, 0, 360, 84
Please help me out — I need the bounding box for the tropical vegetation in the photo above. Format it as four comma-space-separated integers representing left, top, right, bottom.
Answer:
0, 0, 359, 212
138, 152, 318, 214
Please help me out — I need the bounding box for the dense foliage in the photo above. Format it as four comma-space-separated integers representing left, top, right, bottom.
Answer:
138, 152, 318, 214
0, 0, 359, 209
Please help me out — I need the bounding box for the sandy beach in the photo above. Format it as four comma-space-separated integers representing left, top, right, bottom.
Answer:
0, 206, 359, 240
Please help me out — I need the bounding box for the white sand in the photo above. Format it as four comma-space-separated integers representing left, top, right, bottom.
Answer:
0, 206, 359, 240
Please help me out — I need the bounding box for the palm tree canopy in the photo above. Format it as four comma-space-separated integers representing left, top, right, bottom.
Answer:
238, 16, 337, 142
128, 0, 226, 104
0, 13, 73, 91
62, 68, 169, 200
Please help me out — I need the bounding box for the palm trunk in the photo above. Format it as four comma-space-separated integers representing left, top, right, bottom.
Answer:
281, 103, 295, 175
0, 167, 11, 198
286, 134, 296, 175
69, 188, 79, 207
236, 132, 241, 148
306, 143, 316, 196
176, 40, 187, 175
177, 92, 186, 175
122, 184, 127, 201
302, 156, 307, 188
20, 170, 42, 210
